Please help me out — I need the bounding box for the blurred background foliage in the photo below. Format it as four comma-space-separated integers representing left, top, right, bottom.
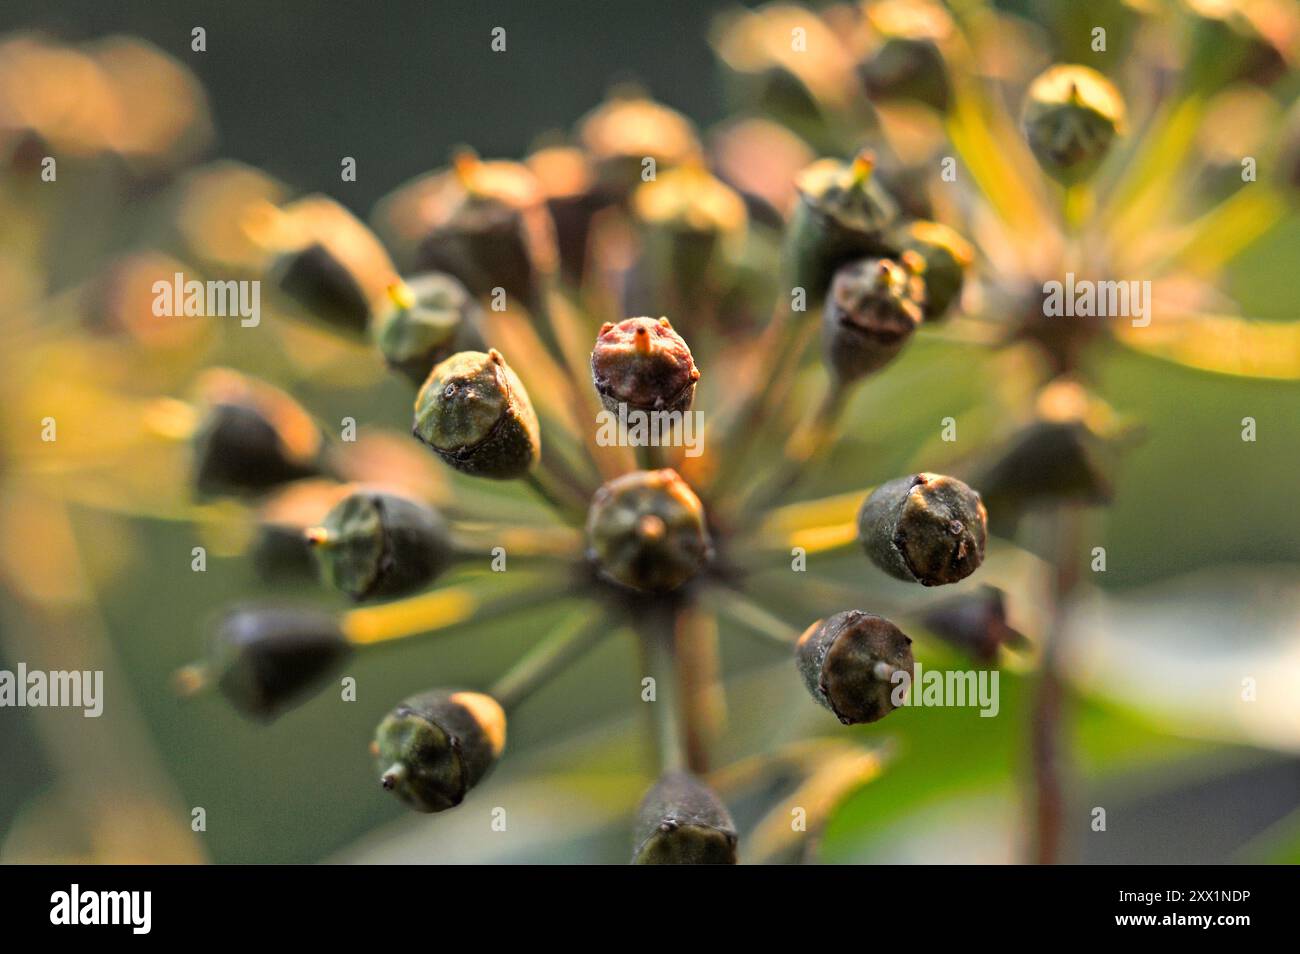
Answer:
0, 0, 1297, 863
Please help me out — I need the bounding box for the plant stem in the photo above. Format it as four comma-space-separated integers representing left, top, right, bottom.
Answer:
706, 583, 800, 648
673, 604, 725, 773
741, 377, 851, 515
1029, 505, 1083, 864
489, 607, 608, 710
523, 467, 588, 524
636, 610, 688, 775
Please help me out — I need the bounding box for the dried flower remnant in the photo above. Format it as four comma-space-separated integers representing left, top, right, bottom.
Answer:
796, 610, 915, 725
858, 474, 987, 586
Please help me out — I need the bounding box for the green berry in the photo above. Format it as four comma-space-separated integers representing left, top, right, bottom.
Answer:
788, 151, 899, 301
972, 418, 1115, 519
373, 275, 485, 387
795, 610, 914, 725
858, 0, 954, 112
373, 689, 506, 813
207, 606, 352, 720
307, 490, 453, 601
412, 349, 541, 479
822, 255, 924, 382
891, 220, 973, 319
858, 473, 987, 586
414, 152, 555, 308
271, 242, 372, 335
585, 469, 712, 593
590, 316, 700, 414
920, 585, 1027, 664
1022, 65, 1126, 186
191, 370, 324, 498
632, 772, 737, 865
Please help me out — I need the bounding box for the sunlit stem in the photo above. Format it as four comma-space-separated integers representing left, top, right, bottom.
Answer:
1147, 185, 1284, 279
340, 574, 568, 647
707, 301, 818, 498
673, 604, 725, 773
489, 607, 609, 711
705, 584, 799, 648
538, 278, 636, 480
739, 485, 873, 560
523, 467, 589, 524
448, 523, 583, 560
745, 747, 891, 864
740, 376, 852, 516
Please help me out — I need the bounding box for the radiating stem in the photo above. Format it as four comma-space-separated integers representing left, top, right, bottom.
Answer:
490, 607, 609, 710
706, 584, 800, 648
523, 468, 588, 524
741, 377, 851, 515
448, 523, 583, 560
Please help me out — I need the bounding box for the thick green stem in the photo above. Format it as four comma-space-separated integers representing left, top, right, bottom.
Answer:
636, 612, 689, 775
490, 607, 609, 711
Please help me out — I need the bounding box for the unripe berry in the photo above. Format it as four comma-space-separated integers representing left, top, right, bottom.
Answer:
373, 274, 485, 387
206, 606, 351, 720
632, 772, 737, 865
632, 164, 748, 299
307, 490, 453, 601
858, 473, 987, 586
590, 316, 700, 414
585, 469, 712, 593
373, 690, 506, 813
412, 349, 541, 480
1022, 65, 1126, 186
191, 369, 324, 498
857, 0, 954, 112
410, 153, 557, 307
788, 151, 899, 301
822, 255, 924, 382
920, 585, 1027, 664
891, 220, 973, 319
266, 196, 398, 335
796, 610, 914, 725
577, 90, 702, 199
